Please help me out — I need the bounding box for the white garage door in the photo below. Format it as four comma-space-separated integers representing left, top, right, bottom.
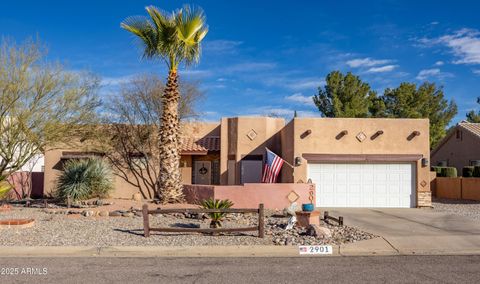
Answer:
308, 163, 415, 208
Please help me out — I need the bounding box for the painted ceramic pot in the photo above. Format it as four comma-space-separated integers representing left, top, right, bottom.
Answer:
302, 203, 314, 212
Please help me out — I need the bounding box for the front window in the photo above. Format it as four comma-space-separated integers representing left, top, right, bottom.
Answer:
129, 153, 148, 169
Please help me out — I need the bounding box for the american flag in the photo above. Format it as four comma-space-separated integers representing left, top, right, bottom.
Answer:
262, 148, 284, 183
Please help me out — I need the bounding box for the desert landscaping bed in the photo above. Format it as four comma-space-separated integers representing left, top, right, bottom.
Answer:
0, 202, 377, 246
432, 198, 480, 220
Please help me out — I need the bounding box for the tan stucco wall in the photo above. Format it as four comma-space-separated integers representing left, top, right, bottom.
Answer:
280, 120, 295, 183
180, 155, 192, 185
44, 122, 220, 199
180, 122, 220, 137
431, 128, 480, 173
219, 117, 285, 184
282, 118, 431, 207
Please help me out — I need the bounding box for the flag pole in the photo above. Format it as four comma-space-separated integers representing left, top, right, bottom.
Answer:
265, 147, 294, 169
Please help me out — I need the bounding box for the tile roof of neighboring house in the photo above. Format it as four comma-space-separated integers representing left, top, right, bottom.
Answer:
432, 121, 480, 156
459, 122, 480, 139
179, 136, 220, 155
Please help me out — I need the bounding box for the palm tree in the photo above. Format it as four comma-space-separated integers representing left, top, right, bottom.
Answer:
121, 5, 208, 203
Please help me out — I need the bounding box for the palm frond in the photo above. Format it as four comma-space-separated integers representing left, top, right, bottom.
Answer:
145, 6, 170, 31
121, 5, 208, 69
174, 5, 208, 66
120, 16, 158, 58
175, 5, 206, 44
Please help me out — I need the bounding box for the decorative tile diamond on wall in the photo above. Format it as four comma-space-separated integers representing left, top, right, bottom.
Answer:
246, 129, 258, 140
420, 180, 427, 187
356, 132, 367, 142
287, 191, 300, 203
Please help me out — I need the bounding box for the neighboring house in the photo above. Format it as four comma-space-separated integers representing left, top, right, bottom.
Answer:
43, 117, 431, 208
19, 154, 45, 173
431, 121, 480, 173
7, 154, 45, 199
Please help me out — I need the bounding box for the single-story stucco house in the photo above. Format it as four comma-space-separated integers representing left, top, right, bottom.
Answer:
43, 116, 431, 208
431, 121, 480, 173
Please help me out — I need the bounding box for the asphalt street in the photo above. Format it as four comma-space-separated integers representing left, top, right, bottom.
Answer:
1, 255, 480, 284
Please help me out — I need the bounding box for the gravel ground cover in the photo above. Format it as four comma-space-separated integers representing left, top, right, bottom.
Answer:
0, 207, 377, 246
432, 198, 480, 220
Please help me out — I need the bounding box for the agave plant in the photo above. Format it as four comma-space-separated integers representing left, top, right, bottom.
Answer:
201, 198, 234, 228
56, 158, 113, 201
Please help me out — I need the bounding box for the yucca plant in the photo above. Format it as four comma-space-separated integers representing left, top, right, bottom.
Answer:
201, 198, 234, 228
56, 158, 113, 201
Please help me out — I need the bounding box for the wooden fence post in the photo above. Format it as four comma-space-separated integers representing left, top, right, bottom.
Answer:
258, 203, 265, 238
142, 204, 150, 237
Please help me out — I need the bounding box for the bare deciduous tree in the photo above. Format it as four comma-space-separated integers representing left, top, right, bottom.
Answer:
98, 75, 203, 199
0, 39, 100, 181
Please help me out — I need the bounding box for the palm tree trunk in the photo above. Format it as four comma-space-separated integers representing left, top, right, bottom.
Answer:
158, 70, 184, 203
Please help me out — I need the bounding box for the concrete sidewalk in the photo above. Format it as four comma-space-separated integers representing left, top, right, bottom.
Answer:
1, 236, 480, 257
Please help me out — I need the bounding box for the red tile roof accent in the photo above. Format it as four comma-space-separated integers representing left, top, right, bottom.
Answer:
179, 136, 220, 155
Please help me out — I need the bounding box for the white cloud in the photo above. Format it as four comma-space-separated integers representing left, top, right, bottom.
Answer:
179, 69, 213, 78
287, 79, 323, 91
346, 57, 393, 68
262, 75, 324, 91
204, 40, 243, 53
246, 106, 320, 118
419, 28, 480, 65
224, 62, 276, 73
416, 68, 454, 81
435, 61, 444, 66
473, 69, 480, 75
366, 65, 398, 73
101, 75, 135, 86
285, 93, 314, 105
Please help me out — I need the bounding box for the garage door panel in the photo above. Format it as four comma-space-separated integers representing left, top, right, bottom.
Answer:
309, 163, 415, 208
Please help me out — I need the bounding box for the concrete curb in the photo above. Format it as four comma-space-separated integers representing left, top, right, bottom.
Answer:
1, 238, 480, 257
0, 245, 337, 257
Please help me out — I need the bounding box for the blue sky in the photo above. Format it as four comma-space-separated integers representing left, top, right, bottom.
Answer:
1, 0, 479, 122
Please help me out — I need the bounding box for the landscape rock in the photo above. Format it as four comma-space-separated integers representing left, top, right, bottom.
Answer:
306, 224, 332, 238
122, 212, 134, 218
109, 211, 122, 217
283, 202, 298, 217
132, 193, 142, 202
99, 211, 109, 217
82, 210, 94, 217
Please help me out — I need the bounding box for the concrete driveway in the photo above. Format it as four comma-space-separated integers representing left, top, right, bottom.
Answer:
328, 208, 480, 254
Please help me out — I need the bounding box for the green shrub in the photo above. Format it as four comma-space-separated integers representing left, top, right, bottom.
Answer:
431, 166, 443, 176
56, 158, 113, 201
440, 167, 457, 178
200, 198, 234, 228
463, 167, 474, 178
474, 166, 480, 178
0, 175, 12, 200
